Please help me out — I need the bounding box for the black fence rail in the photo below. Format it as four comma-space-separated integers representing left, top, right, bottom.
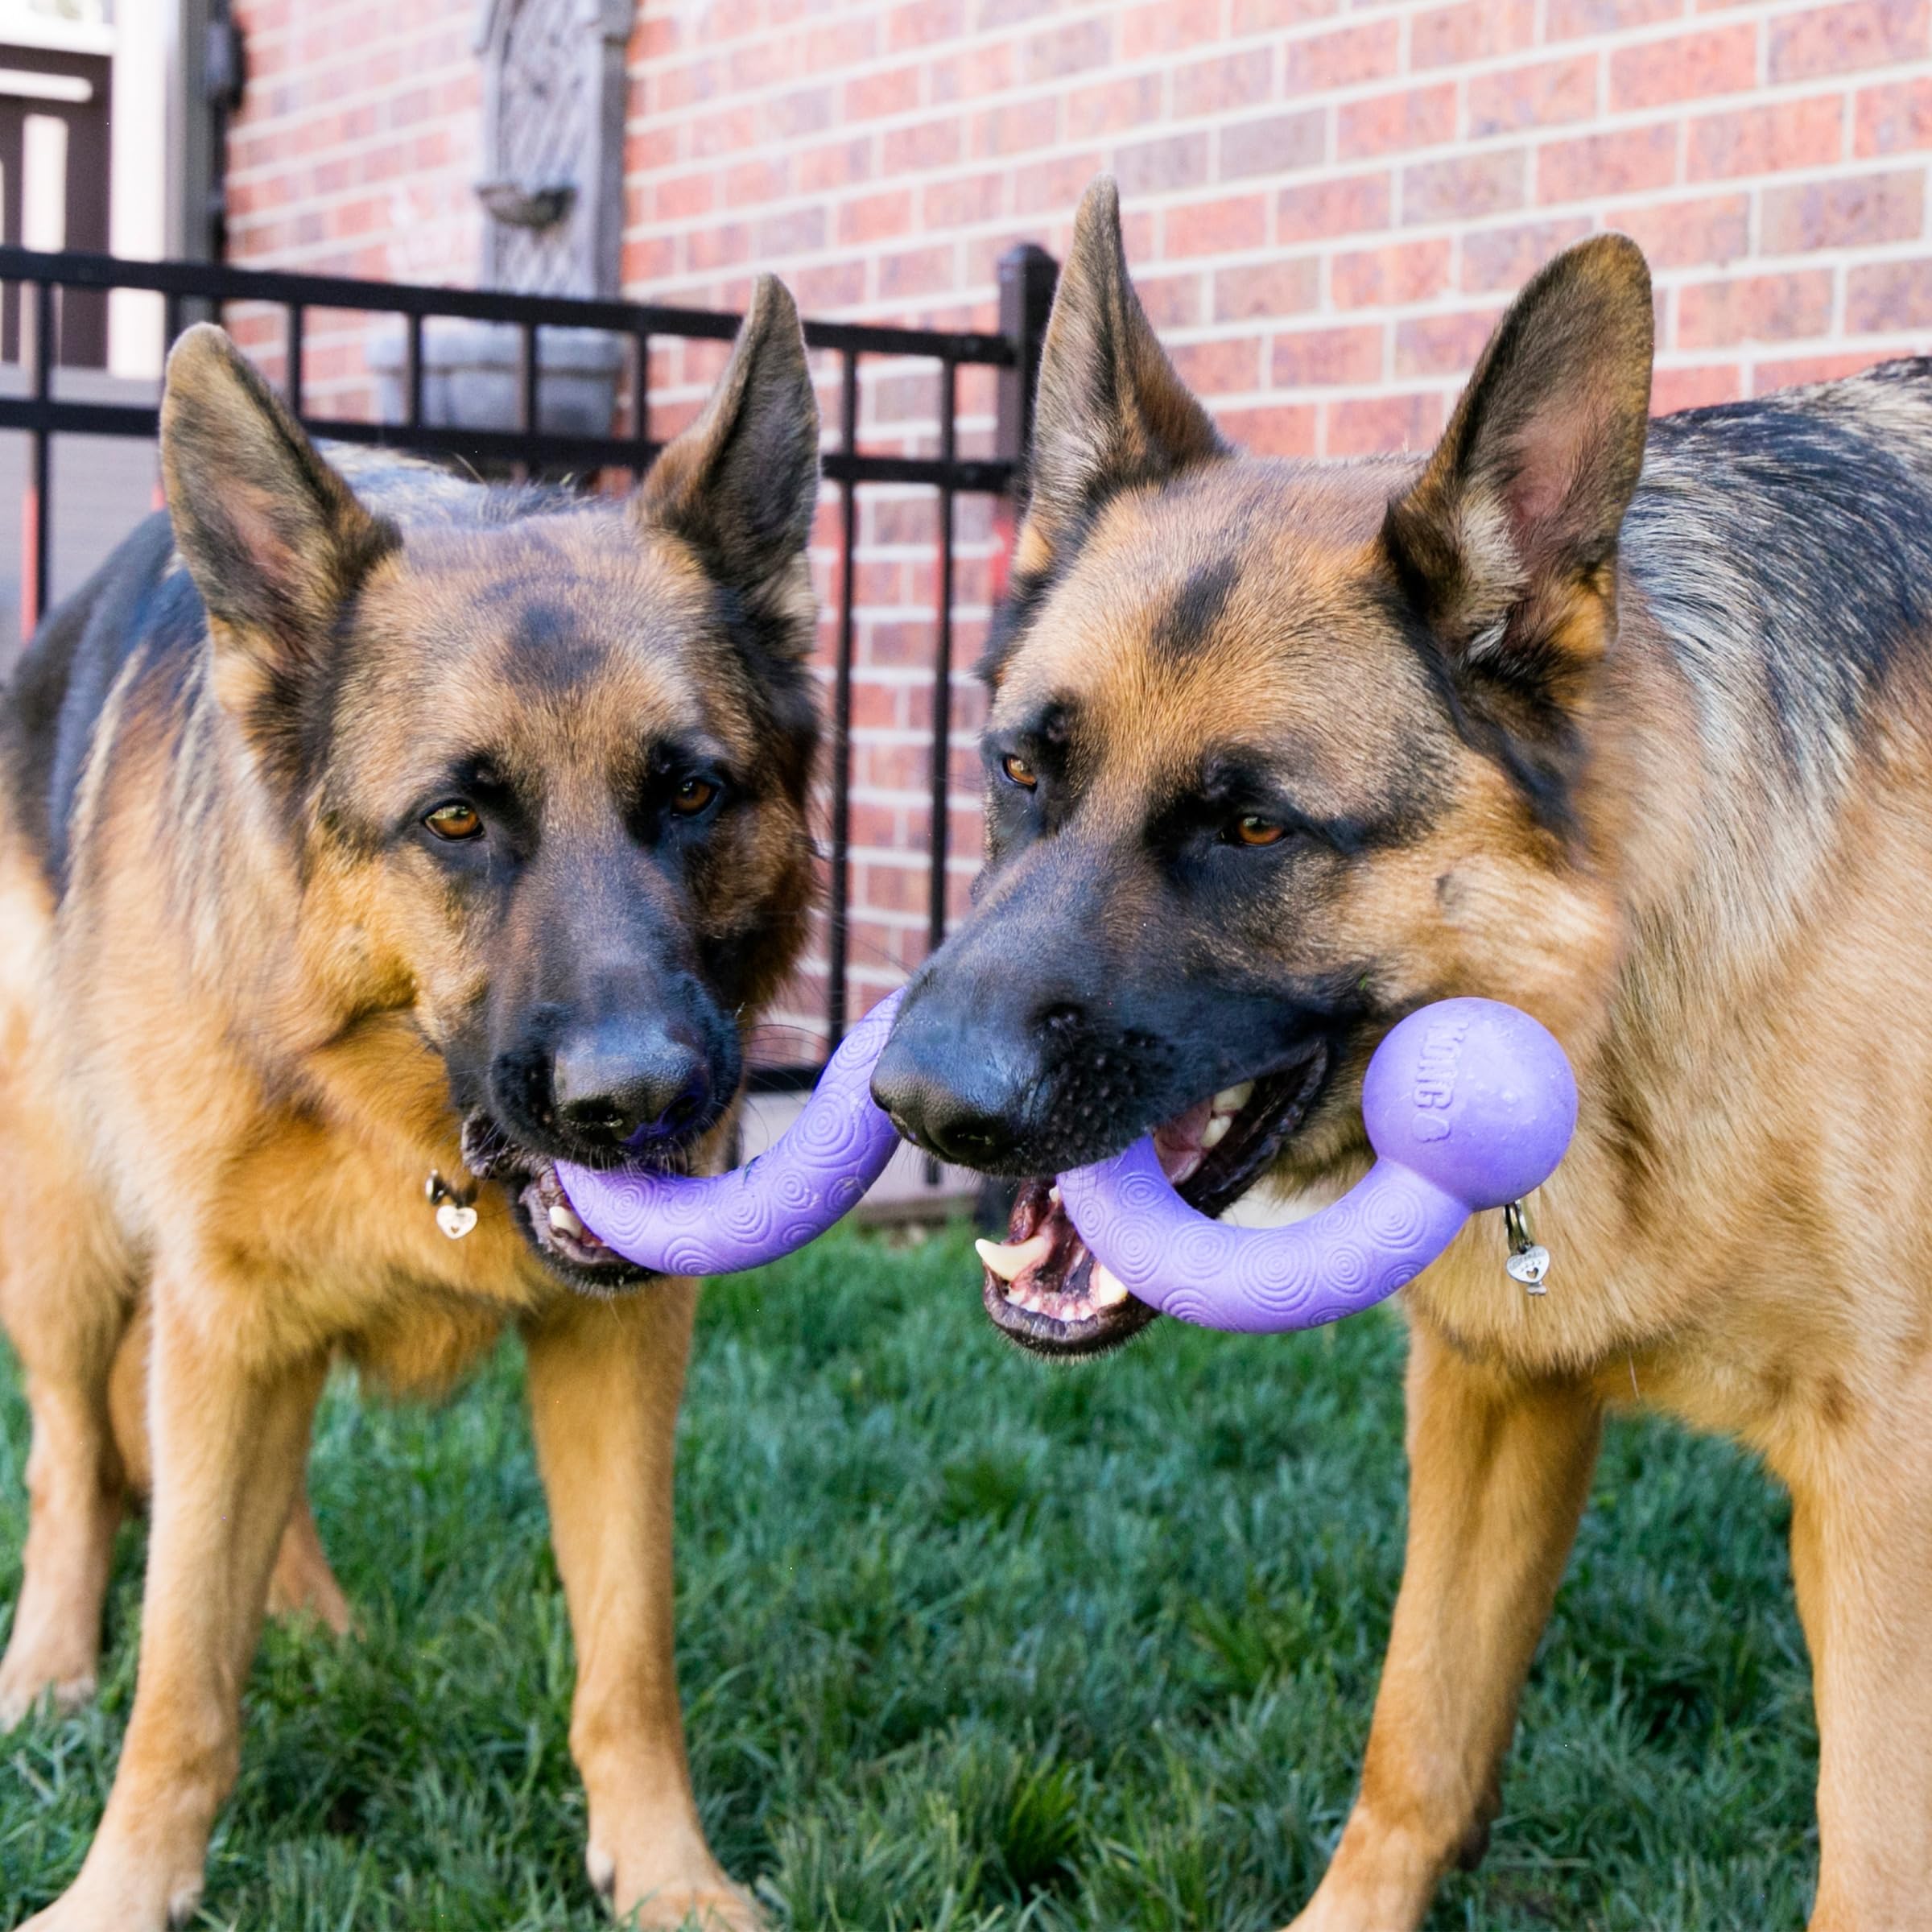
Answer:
0, 242, 1059, 1089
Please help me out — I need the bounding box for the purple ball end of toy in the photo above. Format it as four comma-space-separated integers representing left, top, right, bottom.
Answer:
1360, 997, 1576, 1212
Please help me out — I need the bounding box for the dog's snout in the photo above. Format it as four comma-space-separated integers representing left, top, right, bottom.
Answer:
873, 1059, 1018, 1168
872, 1004, 1042, 1174
551, 1015, 712, 1150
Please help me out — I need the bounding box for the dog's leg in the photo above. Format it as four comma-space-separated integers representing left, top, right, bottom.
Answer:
1785, 1374, 1932, 1932
522, 1284, 757, 1931
1287, 1323, 1601, 1932
0, 1198, 135, 1728
264, 1487, 353, 1636
0, 1354, 128, 1727
20, 1284, 326, 1932
107, 1295, 351, 1637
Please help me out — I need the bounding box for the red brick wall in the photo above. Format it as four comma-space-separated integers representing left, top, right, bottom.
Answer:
225, 0, 481, 411
625, 0, 1932, 434
220, 0, 1932, 1031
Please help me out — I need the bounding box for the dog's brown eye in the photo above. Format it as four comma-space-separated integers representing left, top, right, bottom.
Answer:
1233, 814, 1286, 848
1001, 753, 1037, 791
424, 801, 483, 841
670, 775, 717, 817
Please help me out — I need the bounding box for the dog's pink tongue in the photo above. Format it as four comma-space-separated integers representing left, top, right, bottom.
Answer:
1153, 1099, 1214, 1185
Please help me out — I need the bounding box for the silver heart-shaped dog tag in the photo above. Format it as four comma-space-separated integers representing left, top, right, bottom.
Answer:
436, 1201, 478, 1241
1505, 1243, 1550, 1290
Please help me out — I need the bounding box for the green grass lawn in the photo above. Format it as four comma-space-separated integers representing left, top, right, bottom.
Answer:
1, 1224, 1815, 1930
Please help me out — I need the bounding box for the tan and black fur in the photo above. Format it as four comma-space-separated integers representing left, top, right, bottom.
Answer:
875, 179, 1932, 1928
0, 283, 821, 1930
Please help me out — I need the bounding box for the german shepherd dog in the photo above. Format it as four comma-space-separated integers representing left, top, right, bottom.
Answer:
0, 283, 821, 1930
874, 177, 1932, 1929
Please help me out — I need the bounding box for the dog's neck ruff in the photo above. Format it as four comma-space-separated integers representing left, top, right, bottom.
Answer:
555, 990, 1574, 1323
1054, 999, 1576, 1332
554, 991, 904, 1276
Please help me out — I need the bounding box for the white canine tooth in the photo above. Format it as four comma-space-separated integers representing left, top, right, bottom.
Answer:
1047, 1185, 1063, 1208
549, 1201, 585, 1239
976, 1232, 1052, 1282
1214, 1081, 1255, 1113
1091, 1265, 1129, 1308
1200, 1113, 1232, 1150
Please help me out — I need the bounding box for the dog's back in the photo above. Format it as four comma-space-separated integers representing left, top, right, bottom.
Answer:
3, 513, 182, 894
1632, 358, 1932, 774
1608, 362, 1932, 982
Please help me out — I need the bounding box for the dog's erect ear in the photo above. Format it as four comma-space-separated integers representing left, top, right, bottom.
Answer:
638, 274, 819, 651
161, 324, 397, 733
1017, 176, 1227, 574
1383, 233, 1653, 699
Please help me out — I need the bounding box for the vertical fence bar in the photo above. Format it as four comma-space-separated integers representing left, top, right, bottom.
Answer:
285, 303, 304, 411
927, 357, 956, 966
27, 278, 52, 630
404, 312, 424, 429
994, 243, 1059, 489
825, 349, 859, 1054
922, 356, 959, 1184
631, 326, 651, 476
156, 289, 184, 518
518, 321, 539, 434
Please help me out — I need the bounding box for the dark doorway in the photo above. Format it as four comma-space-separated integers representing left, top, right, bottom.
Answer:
0, 46, 110, 367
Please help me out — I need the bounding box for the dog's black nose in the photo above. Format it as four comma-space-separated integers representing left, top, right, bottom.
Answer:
551, 1016, 711, 1149
872, 1005, 1042, 1173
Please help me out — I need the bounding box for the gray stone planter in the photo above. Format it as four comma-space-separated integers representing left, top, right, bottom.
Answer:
368, 319, 624, 437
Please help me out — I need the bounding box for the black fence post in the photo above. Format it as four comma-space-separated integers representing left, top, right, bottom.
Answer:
994, 242, 1058, 490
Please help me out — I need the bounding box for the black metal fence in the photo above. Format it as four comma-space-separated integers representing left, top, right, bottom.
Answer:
0, 242, 1058, 1088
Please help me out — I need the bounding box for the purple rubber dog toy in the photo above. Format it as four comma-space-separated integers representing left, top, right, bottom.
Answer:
1055, 998, 1576, 1334
555, 989, 904, 1276
558, 993, 1575, 1319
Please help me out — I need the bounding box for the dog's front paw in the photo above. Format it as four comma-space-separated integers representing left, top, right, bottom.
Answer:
13, 1859, 203, 1932
0, 1648, 97, 1731
1280, 1825, 1441, 1932
587, 1839, 761, 1930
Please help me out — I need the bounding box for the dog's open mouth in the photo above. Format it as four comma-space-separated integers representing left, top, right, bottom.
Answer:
460, 1114, 664, 1290
972, 1042, 1331, 1357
